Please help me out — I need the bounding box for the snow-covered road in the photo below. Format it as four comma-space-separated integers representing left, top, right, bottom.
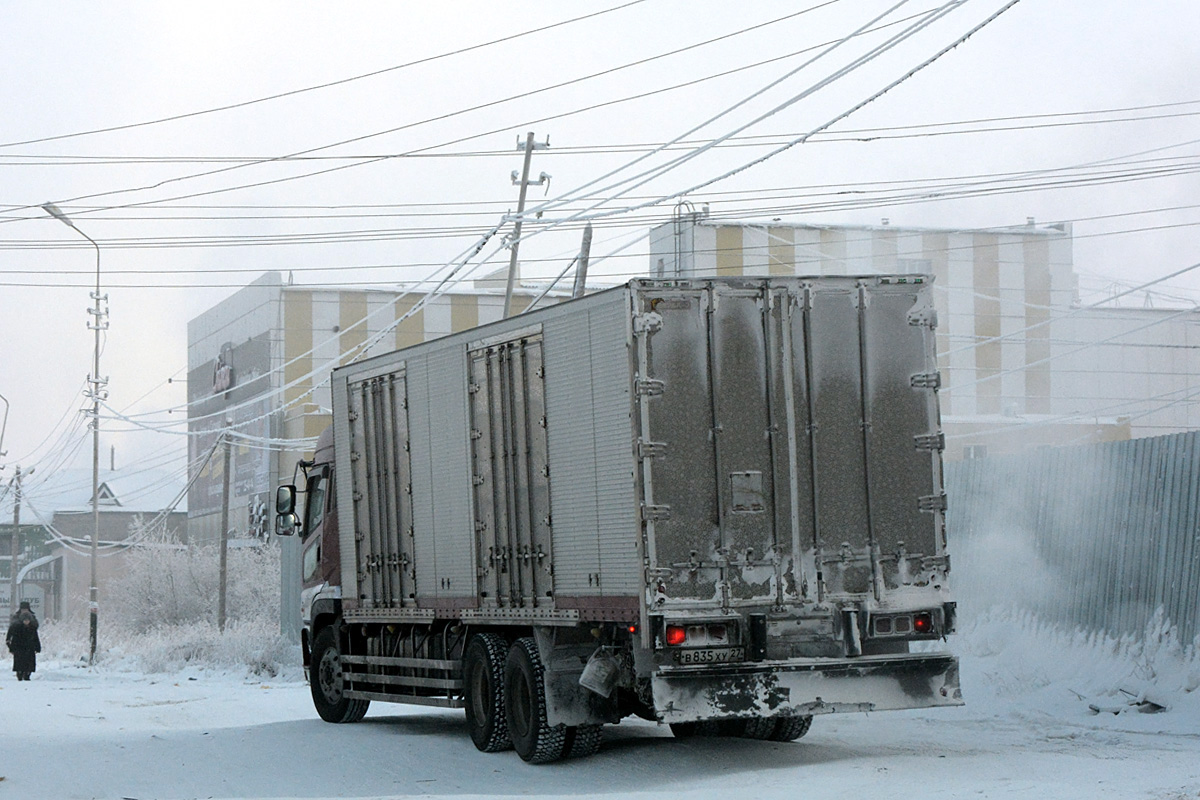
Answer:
2, 639, 1198, 800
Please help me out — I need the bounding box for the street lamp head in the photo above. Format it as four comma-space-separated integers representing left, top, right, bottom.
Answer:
41, 202, 77, 229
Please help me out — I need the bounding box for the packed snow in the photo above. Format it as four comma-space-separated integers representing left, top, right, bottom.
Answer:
2, 608, 1197, 800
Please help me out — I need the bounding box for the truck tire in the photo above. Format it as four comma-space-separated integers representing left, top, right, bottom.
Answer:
310, 626, 370, 724
564, 724, 602, 759
768, 715, 813, 742
464, 633, 512, 753
504, 637, 568, 763
668, 720, 722, 738
741, 718, 778, 740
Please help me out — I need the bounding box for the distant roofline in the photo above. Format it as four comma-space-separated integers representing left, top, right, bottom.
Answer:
659, 217, 1072, 237
278, 281, 576, 297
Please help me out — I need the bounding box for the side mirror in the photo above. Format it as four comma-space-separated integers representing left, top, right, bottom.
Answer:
276, 512, 300, 537
276, 485, 297, 515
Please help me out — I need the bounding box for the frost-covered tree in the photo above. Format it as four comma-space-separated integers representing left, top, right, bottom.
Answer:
110, 522, 281, 633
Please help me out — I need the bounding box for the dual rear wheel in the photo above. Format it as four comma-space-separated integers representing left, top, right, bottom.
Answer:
317, 626, 809, 758
463, 634, 602, 763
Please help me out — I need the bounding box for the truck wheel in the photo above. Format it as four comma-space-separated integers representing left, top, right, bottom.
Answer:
464, 633, 512, 752
310, 626, 370, 724
769, 715, 813, 742
741, 718, 778, 740
564, 724, 602, 758
504, 637, 568, 763
668, 720, 722, 738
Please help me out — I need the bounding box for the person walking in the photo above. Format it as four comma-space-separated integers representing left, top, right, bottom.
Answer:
6, 600, 41, 681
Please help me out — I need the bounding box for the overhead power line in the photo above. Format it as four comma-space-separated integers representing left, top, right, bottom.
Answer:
6, 214, 1200, 290
7, 99, 1197, 166
0, 0, 650, 150
1, 0, 847, 221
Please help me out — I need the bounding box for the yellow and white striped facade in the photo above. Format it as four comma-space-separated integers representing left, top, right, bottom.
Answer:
280, 285, 544, 445
186, 271, 559, 540
651, 218, 1074, 416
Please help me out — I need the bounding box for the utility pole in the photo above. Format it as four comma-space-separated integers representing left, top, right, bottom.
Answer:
572, 223, 593, 299
503, 131, 550, 318
218, 428, 232, 632
42, 202, 104, 665
8, 465, 24, 616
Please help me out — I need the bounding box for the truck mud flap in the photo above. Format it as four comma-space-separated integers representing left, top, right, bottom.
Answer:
651, 654, 961, 723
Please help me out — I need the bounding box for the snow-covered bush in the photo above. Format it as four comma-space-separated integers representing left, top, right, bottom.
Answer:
110, 531, 280, 632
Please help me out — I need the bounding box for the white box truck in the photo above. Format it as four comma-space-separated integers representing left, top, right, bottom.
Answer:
276, 275, 961, 763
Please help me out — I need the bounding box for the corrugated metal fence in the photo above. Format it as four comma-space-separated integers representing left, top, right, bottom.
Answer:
945, 431, 1200, 644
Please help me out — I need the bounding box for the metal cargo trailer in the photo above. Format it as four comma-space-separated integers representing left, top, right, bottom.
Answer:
277, 275, 961, 764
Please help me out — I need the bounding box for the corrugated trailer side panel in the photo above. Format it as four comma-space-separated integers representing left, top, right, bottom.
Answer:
542, 313, 600, 599
415, 344, 477, 605
543, 289, 641, 615
588, 298, 642, 598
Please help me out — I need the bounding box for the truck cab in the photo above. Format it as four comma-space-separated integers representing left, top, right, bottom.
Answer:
277, 427, 341, 680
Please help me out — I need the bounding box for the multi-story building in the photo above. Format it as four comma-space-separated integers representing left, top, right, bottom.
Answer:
185, 270, 567, 545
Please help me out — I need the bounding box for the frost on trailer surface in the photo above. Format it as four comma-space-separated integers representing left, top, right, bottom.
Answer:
636, 280, 948, 611
308, 275, 958, 760
633, 278, 958, 721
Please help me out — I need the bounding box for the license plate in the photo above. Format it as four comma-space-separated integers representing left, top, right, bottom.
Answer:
675, 647, 745, 665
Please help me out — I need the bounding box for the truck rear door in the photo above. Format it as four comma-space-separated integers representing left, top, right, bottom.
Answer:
633, 277, 945, 611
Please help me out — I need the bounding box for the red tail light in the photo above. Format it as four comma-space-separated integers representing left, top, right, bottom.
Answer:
665, 625, 687, 646
913, 612, 934, 634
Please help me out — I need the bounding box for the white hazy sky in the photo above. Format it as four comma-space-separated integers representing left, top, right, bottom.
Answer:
1, 0, 1197, 484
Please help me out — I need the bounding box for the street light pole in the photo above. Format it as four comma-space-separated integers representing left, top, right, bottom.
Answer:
42, 202, 106, 665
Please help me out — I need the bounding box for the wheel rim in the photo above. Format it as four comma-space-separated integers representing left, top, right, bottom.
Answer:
317, 647, 343, 703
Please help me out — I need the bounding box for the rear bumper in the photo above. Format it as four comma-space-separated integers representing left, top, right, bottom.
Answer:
651, 653, 962, 723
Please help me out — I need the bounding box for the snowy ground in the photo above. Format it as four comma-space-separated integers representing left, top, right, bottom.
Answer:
2, 611, 1198, 800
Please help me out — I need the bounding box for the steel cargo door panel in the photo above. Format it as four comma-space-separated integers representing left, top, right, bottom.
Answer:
639, 289, 720, 604
468, 335, 554, 609
861, 283, 941, 577
709, 287, 778, 601
773, 288, 816, 601
347, 372, 416, 608
807, 285, 873, 595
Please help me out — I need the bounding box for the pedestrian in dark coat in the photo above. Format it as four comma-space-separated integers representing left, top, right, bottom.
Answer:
6, 601, 41, 681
